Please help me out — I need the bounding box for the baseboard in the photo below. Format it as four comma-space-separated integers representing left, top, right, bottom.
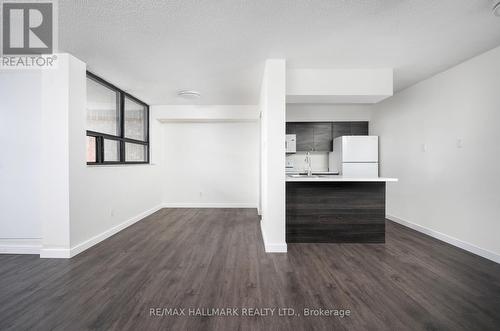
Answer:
260, 220, 287, 253
40, 247, 71, 258
387, 214, 500, 264
0, 239, 41, 255
68, 203, 164, 258
163, 202, 258, 209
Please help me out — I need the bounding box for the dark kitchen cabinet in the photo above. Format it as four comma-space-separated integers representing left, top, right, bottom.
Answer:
332, 121, 369, 150
294, 123, 314, 151
286, 181, 385, 243
332, 122, 352, 140
313, 123, 332, 152
286, 121, 368, 152
332, 121, 368, 139
350, 122, 369, 136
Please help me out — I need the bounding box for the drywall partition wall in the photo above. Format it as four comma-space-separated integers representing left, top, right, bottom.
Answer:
151, 105, 260, 207
39, 55, 73, 257
68, 57, 164, 256
286, 104, 372, 122
371, 45, 500, 263
0, 71, 43, 254
287, 68, 393, 104
259, 59, 287, 253
161, 121, 259, 208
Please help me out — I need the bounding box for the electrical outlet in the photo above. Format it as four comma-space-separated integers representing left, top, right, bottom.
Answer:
456, 138, 463, 149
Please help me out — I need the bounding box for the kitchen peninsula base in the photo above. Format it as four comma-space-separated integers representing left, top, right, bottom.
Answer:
286, 178, 396, 243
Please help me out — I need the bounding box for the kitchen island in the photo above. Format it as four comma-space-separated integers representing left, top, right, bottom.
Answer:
286, 175, 397, 243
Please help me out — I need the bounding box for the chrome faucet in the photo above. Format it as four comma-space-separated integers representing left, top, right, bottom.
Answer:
305, 152, 312, 176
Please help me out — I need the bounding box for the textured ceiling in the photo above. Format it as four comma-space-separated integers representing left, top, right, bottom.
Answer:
59, 0, 500, 105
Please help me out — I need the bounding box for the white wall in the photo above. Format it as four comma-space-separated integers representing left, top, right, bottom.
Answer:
151, 104, 260, 208
286, 104, 372, 122
36, 54, 164, 257
161, 121, 259, 207
287, 68, 393, 103
371, 45, 500, 263
0, 71, 43, 253
259, 59, 287, 253
68, 57, 164, 254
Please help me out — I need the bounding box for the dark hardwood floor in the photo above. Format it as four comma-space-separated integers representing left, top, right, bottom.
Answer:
1, 208, 499, 330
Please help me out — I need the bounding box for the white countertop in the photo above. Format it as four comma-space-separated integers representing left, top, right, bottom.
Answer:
286, 175, 398, 182
286, 171, 339, 175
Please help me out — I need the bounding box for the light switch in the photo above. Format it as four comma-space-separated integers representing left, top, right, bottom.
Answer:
421, 144, 427, 152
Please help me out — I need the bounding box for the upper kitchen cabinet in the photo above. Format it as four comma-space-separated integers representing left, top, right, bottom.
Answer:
312, 123, 332, 152
286, 122, 332, 152
332, 122, 351, 140
350, 122, 369, 135
294, 123, 314, 151
332, 121, 369, 139
286, 121, 368, 152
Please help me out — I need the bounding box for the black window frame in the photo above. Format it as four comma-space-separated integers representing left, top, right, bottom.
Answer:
86, 71, 150, 165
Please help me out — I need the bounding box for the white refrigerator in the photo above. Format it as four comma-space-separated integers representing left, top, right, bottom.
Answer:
329, 136, 379, 177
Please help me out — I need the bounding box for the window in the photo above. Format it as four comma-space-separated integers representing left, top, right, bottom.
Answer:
86, 72, 149, 164
86, 77, 120, 136
124, 97, 147, 141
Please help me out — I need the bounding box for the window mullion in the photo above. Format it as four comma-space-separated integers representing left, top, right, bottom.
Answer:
146, 106, 150, 162
120, 92, 125, 162
96, 136, 104, 163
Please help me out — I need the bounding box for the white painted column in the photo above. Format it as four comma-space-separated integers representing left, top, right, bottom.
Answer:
259, 59, 287, 253
40, 54, 86, 258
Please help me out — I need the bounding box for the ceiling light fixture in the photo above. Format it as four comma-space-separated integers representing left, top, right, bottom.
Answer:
177, 90, 201, 99
493, 1, 500, 16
